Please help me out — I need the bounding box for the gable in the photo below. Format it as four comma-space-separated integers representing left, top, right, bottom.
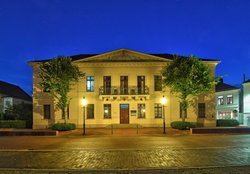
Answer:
73, 49, 169, 63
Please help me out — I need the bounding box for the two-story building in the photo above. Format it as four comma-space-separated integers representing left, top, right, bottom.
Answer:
215, 79, 241, 120
29, 49, 219, 129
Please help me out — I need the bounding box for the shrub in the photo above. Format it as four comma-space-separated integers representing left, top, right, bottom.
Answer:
0, 120, 26, 128
51, 123, 76, 131
216, 119, 239, 127
171, 121, 197, 130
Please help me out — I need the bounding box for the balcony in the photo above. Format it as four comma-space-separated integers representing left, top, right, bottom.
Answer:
99, 86, 149, 101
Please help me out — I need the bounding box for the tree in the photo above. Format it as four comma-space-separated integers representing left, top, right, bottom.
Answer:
39, 56, 84, 123
161, 55, 217, 122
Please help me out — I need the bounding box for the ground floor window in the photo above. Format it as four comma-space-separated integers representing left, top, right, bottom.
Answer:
138, 104, 146, 118
43, 104, 51, 119
104, 104, 111, 119
154, 103, 162, 118
217, 111, 232, 119
87, 104, 94, 119
198, 103, 206, 118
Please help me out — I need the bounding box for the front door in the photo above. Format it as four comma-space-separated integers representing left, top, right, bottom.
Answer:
120, 104, 129, 124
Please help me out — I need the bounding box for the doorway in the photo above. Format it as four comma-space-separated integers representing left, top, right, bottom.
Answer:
120, 104, 129, 124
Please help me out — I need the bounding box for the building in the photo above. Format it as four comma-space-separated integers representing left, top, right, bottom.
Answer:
29, 49, 219, 129
0, 80, 32, 112
215, 79, 241, 120
242, 79, 250, 125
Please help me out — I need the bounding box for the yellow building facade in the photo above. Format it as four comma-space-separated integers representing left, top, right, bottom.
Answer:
30, 49, 219, 129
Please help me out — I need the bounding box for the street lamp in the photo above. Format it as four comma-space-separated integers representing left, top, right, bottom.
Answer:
81, 97, 87, 135
161, 95, 167, 134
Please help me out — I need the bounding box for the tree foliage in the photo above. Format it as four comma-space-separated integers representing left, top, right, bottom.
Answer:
161, 55, 217, 122
39, 56, 84, 122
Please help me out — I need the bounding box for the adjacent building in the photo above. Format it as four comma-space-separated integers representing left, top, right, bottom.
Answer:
0, 80, 32, 112
242, 79, 250, 125
29, 49, 220, 129
215, 79, 241, 119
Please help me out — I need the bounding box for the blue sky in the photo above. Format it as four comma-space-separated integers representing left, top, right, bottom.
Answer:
0, 0, 250, 94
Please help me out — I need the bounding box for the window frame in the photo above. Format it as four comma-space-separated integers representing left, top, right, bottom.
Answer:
87, 104, 94, 119
43, 104, 51, 119
198, 103, 206, 118
104, 104, 112, 119
138, 103, 146, 118
154, 75, 162, 91
154, 103, 162, 118
86, 76, 94, 92
227, 95, 233, 104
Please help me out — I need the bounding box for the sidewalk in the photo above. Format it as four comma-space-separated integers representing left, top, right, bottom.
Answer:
57, 127, 190, 137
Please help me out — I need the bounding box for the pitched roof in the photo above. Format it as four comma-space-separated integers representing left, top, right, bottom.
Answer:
0, 81, 31, 101
28, 49, 219, 63
243, 79, 250, 83
216, 82, 240, 92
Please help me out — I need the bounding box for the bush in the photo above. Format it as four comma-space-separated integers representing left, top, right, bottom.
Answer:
171, 121, 197, 130
51, 123, 76, 131
216, 119, 239, 127
0, 120, 26, 128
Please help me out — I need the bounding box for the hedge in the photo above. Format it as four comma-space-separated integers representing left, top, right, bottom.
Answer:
0, 120, 26, 128
51, 123, 76, 131
171, 121, 197, 130
216, 119, 239, 127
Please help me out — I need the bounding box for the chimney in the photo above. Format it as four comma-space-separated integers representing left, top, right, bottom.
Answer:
243, 73, 246, 82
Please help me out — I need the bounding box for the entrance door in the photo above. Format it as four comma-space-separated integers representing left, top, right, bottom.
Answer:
103, 76, 111, 94
120, 104, 129, 124
137, 76, 145, 94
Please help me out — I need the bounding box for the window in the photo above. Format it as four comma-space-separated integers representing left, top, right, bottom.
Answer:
154, 103, 162, 118
227, 95, 233, 104
137, 76, 145, 94
87, 104, 94, 119
86, 76, 94, 92
179, 103, 187, 118
138, 104, 146, 118
43, 104, 51, 119
198, 103, 206, 118
104, 104, 111, 119
218, 96, 224, 105
154, 75, 162, 91
103, 76, 111, 94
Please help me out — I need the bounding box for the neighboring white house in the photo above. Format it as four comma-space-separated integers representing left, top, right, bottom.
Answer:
215, 79, 241, 120
243, 79, 250, 125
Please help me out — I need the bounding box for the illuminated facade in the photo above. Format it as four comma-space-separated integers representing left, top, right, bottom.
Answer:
243, 80, 250, 125
29, 49, 219, 129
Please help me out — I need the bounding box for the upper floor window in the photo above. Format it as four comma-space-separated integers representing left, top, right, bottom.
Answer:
154, 103, 162, 118
218, 96, 224, 105
198, 103, 206, 118
227, 95, 233, 104
138, 104, 146, 118
86, 76, 94, 92
104, 104, 111, 119
154, 75, 162, 91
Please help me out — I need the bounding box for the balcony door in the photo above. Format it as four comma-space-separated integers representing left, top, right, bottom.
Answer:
137, 76, 145, 94
120, 76, 128, 95
103, 76, 111, 95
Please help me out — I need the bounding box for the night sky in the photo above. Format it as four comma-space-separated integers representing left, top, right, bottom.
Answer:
0, 0, 250, 95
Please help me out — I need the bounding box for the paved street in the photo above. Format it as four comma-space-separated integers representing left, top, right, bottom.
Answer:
1, 129, 250, 173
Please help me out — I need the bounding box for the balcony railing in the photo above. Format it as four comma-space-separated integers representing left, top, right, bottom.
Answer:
99, 86, 149, 95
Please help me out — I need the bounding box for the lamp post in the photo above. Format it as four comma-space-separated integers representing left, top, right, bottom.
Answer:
81, 97, 87, 135
161, 96, 167, 134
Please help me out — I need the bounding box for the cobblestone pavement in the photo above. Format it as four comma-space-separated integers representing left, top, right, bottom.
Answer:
1, 129, 250, 173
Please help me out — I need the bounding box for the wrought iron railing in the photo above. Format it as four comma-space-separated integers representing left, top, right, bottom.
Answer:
99, 86, 149, 95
